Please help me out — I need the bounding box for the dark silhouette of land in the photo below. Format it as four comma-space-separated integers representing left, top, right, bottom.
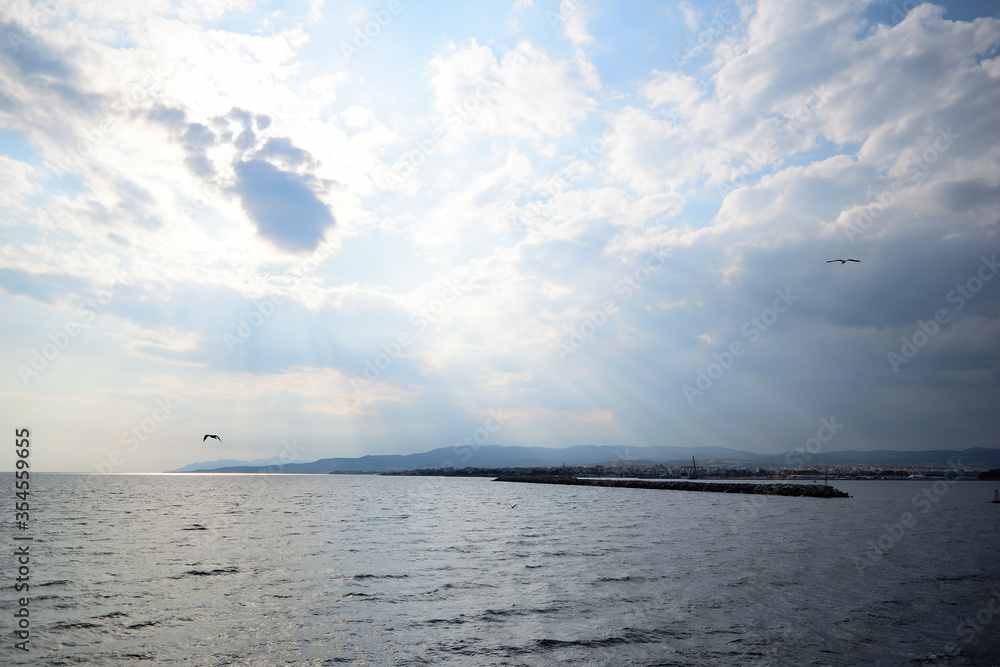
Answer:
170, 444, 1000, 473
495, 476, 850, 498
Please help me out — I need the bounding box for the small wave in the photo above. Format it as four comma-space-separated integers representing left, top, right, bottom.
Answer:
182, 566, 239, 577
425, 616, 467, 625
352, 573, 409, 580
931, 573, 984, 583
430, 581, 498, 594
109, 653, 156, 661
530, 627, 662, 651
482, 606, 562, 621
53, 621, 102, 630
37, 579, 73, 587
126, 620, 159, 629
181, 524, 208, 531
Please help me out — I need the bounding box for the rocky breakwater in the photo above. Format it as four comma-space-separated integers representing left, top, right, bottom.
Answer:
494, 476, 850, 498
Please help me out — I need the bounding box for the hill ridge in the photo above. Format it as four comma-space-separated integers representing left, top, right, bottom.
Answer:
169, 444, 1000, 473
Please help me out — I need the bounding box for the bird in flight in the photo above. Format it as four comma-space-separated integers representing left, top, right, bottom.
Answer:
827, 259, 861, 264
203, 434, 222, 442
509, 503, 518, 509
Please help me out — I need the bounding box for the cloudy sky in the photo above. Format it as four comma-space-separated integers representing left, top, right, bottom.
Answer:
1, 0, 999, 472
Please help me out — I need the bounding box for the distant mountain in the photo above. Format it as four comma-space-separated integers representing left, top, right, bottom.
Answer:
172, 444, 767, 473
169, 444, 1000, 474
170, 457, 309, 473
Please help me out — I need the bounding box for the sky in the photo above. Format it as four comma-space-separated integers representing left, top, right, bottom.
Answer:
1, 0, 999, 473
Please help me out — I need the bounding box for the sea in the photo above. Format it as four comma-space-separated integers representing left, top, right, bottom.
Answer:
1, 473, 999, 666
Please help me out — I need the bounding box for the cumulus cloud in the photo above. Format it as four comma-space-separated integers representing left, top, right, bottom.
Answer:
641, 70, 704, 112
557, 0, 594, 47
428, 40, 596, 141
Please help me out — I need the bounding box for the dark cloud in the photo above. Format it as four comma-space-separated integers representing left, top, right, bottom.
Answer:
234, 127, 256, 151
225, 107, 257, 151
182, 122, 215, 149
227, 107, 254, 126
147, 105, 185, 127
233, 159, 334, 252
184, 153, 214, 179
257, 137, 314, 169
0, 21, 74, 79
148, 105, 218, 177
938, 178, 1000, 212
182, 123, 217, 177
147, 106, 333, 248
0, 21, 104, 114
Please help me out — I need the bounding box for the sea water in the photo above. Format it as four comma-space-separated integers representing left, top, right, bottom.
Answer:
1, 473, 998, 665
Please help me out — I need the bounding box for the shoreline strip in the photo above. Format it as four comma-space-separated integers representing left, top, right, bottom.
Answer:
494, 476, 851, 498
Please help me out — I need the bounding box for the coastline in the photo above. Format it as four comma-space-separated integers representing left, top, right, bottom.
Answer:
494, 475, 851, 498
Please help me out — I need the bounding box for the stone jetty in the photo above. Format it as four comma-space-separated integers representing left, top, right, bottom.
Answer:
494, 476, 850, 498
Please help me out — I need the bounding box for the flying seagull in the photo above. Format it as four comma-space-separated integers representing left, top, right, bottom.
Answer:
827, 259, 861, 264
509, 503, 518, 509
203, 434, 222, 442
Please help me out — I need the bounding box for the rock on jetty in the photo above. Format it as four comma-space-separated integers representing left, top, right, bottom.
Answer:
494, 476, 850, 498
